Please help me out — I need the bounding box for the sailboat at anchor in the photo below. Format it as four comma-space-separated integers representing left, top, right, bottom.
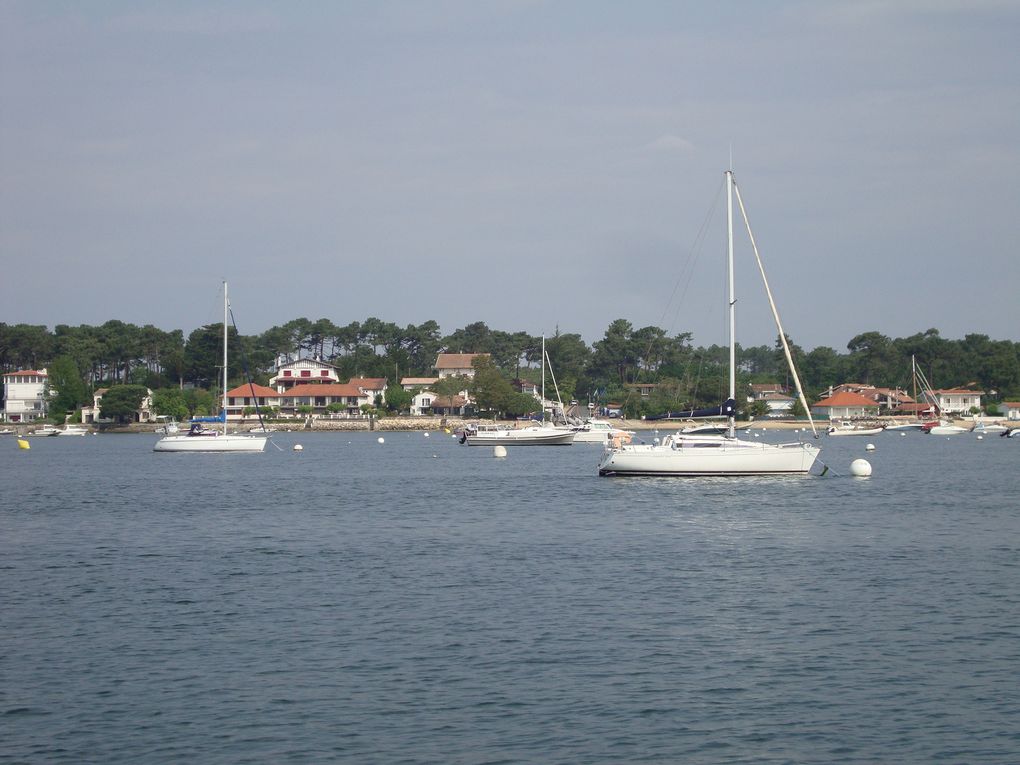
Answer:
598, 169, 820, 477
153, 282, 268, 453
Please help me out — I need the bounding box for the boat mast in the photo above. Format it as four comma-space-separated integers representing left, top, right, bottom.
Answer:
541, 335, 546, 424
726, 170, 736, 438
223, 281, 229, 436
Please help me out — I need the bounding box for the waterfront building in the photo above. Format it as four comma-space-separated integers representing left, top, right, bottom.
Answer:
2, 369, 48, 422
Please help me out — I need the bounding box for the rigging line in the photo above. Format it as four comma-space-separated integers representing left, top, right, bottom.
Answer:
228, 304, 268, 433
660, 175, 726, 339
621, 176, 726, 416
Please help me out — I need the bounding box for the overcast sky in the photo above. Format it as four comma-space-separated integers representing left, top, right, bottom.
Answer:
2, 1, 1018, 351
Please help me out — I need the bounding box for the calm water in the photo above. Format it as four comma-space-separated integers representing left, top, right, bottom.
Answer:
2, 428, 1018, 764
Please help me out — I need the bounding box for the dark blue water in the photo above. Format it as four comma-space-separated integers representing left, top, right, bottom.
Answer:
2, 429, 1018, 764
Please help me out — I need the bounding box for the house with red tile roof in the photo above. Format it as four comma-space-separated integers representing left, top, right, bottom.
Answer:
811, 391, 880, 420
435, 353, 489, 378
1001, 402, 1020, 421
281, 383, 369, 416
225, 383, 283, 419
348, 377, 388, 406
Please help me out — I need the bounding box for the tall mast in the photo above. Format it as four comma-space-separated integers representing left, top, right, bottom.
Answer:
223, 281, 229, 435
541, 335, 546, 424
726, 170, 736, 438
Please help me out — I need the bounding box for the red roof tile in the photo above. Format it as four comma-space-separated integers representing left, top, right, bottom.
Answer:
226, 383, 279, 398
814, 391, 881, 408
282, 383, 364, 398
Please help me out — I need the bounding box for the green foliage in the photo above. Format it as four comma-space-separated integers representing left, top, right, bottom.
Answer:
152, 388, 189, 420
46, 355, 88, 416
383, 384, 412, 413
99, 385, 149, 423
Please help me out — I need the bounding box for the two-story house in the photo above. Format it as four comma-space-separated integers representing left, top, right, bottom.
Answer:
435, 353, 489, 379
1, 369, 48, 422
80, 387, 156, 424
811, 391, 880, 420
225, 383, 283, 420
931, 388, 983, 415
270, 358, 341, 392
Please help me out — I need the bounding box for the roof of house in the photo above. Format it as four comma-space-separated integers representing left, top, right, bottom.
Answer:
430, 394, 467, 407
762, 392, 794, 401
348, 377, 387, 390
435, 353, 489, 369
813, 391, 881, 408
226, 383, 279, 398
932, 388, 984, 395
3, 369, 46, 376
892, 402, 936, 413
401, 377, 439, 386
1001, 401, 1020, 408
750, 383, 786, 392
282, 383, 365, 398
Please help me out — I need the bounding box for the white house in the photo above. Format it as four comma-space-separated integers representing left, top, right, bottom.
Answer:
931, 388, 983, 415
2, 369, 48, 422
81, 387, 156, 424
270, 358, 341, 393
811, 391, 880, 420
999, 401, 1020, 421
435, 353, 489, 378
410, 390, 436, 416
348, 377, 387, 406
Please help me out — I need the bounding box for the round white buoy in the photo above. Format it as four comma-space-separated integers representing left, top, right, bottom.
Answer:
293, 444, 303, 451
652, 437, 660, 445
850, 458, 872, 477
976, 435, 983, 440
424, 432, 430, 438
377, 437, 385, 444
493, 445, 507, 458
865, 443, 876, 451
754, 433, 761, 438
900, 432, 906, 437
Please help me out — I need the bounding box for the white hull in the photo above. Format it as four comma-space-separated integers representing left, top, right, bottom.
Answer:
927, 425, 970, 436
571, 420, 634, 444
827, 426, 884, 436
598, 435, 820, 476
464, 426, 574, 446
884, 422, 926, 432
153, 433, 267, 452
56, 426, 89, 436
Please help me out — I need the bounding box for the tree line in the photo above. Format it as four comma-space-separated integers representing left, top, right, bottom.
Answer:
2, 318, 1018, 420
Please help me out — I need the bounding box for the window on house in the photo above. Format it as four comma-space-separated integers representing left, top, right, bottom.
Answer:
301, 370, 311, 377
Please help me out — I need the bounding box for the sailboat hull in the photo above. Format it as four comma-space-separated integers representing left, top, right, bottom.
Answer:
153, 434, 267, 452
597, 438, 819, 476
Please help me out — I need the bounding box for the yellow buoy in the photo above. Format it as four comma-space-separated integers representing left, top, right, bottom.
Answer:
18, 438, 30, 450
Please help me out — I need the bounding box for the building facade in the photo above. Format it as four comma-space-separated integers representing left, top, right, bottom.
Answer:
2, 369, 48, 422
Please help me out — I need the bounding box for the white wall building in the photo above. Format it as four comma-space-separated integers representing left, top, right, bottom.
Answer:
2, 369, 48, 422
932, 389, 983, 415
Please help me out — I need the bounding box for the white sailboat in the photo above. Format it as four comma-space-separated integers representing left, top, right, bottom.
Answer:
460, 336, 575, 446
154, 283, 267, 453
598, 169, 820, 477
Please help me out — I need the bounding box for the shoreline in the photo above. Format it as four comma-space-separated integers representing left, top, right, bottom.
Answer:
14, 414, 1000, 436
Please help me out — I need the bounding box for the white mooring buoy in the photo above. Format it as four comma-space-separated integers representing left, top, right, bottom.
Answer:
424, 432, 430, 438
865, 443, 876, 451
293, 444, 303, 451
493, 445, 507, 458
377, 437, 385, 444
850, 458, 872, 477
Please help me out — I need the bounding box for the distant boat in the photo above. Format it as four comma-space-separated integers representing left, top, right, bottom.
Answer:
598, 168, 820, 477
571, 419, 634, 444
154, 283, 267, 453
30, 425, 61, 437
460, 423, 575, 446
827, 420, 884, 436
55, 425, 89, 436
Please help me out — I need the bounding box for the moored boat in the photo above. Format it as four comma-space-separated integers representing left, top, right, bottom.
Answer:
598, 168, 820, 477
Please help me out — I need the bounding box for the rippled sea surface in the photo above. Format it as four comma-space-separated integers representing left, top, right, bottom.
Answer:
2, 428, 1019, 764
